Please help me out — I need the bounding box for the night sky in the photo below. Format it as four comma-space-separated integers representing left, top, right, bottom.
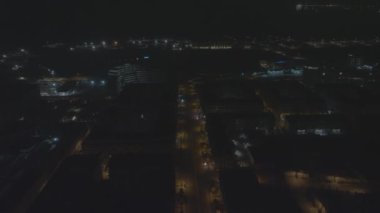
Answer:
1, 0, 380, 45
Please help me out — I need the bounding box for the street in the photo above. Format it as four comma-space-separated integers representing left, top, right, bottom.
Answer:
175, 82, 225, 213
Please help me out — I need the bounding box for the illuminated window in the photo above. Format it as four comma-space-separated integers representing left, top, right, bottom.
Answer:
315, 129, 327, 136
332, 129, 342, 135
297, 129, 307, 135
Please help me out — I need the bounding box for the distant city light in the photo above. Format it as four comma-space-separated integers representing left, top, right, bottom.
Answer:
143, 56, 150, 59
100, 80, 106, 85
296, 4, 303, 11
243, 142, 251, 149
234, 150, 243, 157
12, 64, 21, 71
2, 54, 7, 58
232, 139, 239, 146
70, 47, 75, 51
239, 133, 247, 140
53, 137, 59, 142
90, 80, 95, 85
20, 49, 26, 53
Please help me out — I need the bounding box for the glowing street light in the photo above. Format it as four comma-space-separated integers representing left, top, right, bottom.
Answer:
296, 4, 303, 11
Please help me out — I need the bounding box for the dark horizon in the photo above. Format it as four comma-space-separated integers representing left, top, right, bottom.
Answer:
2, 0, 380, 46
